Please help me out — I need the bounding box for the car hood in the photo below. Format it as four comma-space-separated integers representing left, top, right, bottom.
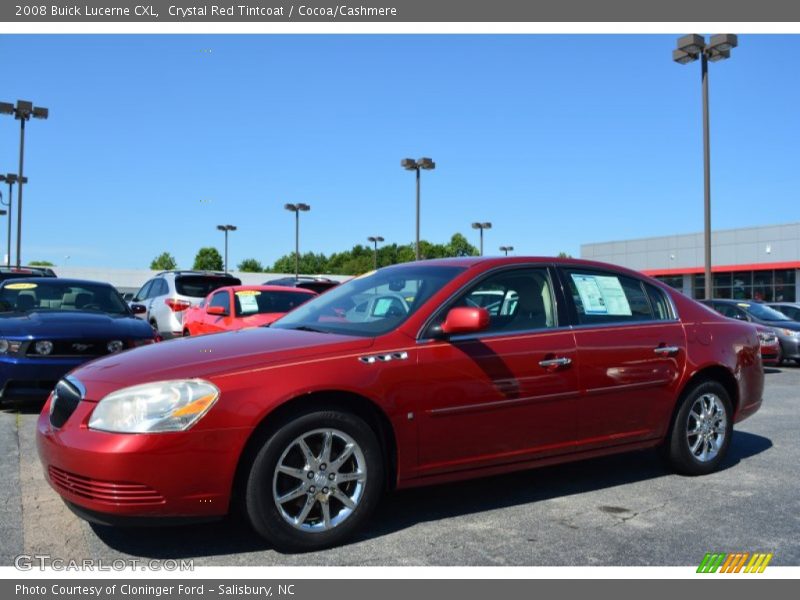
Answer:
0, 310, 154, 339
757, 318, 800, 331
69, 327, 375, 400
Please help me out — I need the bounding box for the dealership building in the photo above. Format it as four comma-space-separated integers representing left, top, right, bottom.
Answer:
581, 222, 799, 302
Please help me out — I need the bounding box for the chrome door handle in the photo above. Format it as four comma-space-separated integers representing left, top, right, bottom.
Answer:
654, 346, 680, 355
539, 357, 572, 368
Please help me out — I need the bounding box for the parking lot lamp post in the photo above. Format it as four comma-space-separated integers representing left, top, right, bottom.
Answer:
673, 34, 737, 300
0, 100, 48, 269
499, 245, 514, 256
216, 225, 237, 273
0, 174, 26, 268
401, 157, 436, 260
0, 207, 6, 261
284, 203, 310, 280
367, 236, 384, 270
471, 222, 492, 256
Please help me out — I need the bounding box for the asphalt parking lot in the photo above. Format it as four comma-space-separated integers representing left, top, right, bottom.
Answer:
1, 366, 798, 567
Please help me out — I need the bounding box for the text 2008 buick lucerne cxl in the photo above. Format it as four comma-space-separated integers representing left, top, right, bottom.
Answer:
37, 258, 763, 552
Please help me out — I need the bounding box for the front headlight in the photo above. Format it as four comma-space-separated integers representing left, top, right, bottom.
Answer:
88, 379, 219, 433
0, 339, 22, 354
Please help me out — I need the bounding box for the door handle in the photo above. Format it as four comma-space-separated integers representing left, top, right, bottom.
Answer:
653, 346, 680, 355
539, 357, 572, 368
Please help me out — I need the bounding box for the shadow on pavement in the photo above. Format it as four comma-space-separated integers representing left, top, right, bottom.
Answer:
0, 399, 46, 415
89, 430, 772, 559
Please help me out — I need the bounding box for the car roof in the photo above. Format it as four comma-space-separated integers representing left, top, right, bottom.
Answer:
385, 256, 656, 278
216, 285, 317, 295
0, 277, 113, 287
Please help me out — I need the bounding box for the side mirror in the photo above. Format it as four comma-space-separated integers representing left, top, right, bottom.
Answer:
206, 305, 227, 316
440, 307, 490, 336
130, 303, 147, 315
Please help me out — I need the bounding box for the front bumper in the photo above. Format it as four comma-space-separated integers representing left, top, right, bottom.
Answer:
0, 356, 87, 401
777, 335, 800, 360
36, 395, 251, 519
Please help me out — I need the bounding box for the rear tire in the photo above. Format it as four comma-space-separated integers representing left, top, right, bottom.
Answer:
244, 409, 384, 552
666, 380, 733, 476
183, 329, 190, 337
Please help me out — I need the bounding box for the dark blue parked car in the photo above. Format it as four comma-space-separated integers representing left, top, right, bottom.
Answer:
0, 278, 159, 404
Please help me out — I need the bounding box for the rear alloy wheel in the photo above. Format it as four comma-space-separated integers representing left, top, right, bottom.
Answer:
245, 410, 383, 552
667, 380, 732, 475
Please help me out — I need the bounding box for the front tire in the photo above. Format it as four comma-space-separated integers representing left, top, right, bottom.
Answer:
244, 409, 384, 552
667, 380, 733, 476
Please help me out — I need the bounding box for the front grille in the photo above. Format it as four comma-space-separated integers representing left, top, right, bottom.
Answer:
49, 379, 82, 428
26, 339, 125, 358
48, 466, 165, 506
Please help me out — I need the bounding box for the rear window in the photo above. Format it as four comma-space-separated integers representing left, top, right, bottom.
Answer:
234, 290, 314, 316
175, 275, 241, 298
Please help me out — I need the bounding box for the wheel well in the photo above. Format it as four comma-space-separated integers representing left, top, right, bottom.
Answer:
682, 365, 739, 412
230, 390, 398, 511
666, 365, 739, 440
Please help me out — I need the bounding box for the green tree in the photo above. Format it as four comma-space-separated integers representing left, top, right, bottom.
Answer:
446, 233, 479, 257
270, 252, 328, 275
193, 247, 223, 271
237, 258, 264, 272
557, 251, 573, 258
150, 252, 178, 270
29, 260, 55, 266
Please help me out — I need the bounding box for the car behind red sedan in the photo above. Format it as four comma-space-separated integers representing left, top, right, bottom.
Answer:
181, 285, 316, 336
37, 258, 763, 552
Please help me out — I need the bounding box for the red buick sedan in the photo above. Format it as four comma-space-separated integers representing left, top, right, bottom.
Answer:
37, 258, 763, 552
181, 285, 316, 336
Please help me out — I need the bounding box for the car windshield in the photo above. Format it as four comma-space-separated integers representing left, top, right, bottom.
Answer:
176, 275, 241, 297
0, 281, 130, 315
271, 265, 465, 337
235, 289, 315, 316
744, 302, 791, 321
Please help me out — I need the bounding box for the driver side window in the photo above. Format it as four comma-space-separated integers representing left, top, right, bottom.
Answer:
450, 268, 556, 334
135, 280, 153, 301
209, 291, 231, 314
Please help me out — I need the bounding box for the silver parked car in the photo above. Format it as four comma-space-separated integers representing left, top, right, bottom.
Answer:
768, 302, 800, 322
131, 271, 241, 338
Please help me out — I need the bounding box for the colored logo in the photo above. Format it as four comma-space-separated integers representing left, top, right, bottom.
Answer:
697, 552, 773, 573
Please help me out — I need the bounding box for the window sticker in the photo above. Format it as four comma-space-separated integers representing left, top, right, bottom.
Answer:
571, 274, 632, 316
4, 282, 38, 290
236, 292, 260, 314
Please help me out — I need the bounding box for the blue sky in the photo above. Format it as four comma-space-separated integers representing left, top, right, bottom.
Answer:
0, 34, 798, 269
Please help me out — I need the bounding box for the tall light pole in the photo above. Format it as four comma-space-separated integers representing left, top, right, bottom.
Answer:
0, 174, 25, 267
0, 100, 49, 269
471, 222, 492, 256
284, 203, 310, 280
367, 235, 384, 270
673, 34, 737, 300
216, 224, 237, 273
499, 245, 514, 256
401, 157, 435, 260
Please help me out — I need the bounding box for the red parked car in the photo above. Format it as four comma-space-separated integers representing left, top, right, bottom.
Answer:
755, 325, 781, 366
37, 258, 763, 552
181, 285, 316, 336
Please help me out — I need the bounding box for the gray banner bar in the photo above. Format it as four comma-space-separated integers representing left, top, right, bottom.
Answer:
2, 580, 797, 600
2, 0, 800, 23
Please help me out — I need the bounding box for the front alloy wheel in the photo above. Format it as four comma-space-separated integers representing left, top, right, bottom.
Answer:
245, 409, 383, 552
272, 428, 367, 532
